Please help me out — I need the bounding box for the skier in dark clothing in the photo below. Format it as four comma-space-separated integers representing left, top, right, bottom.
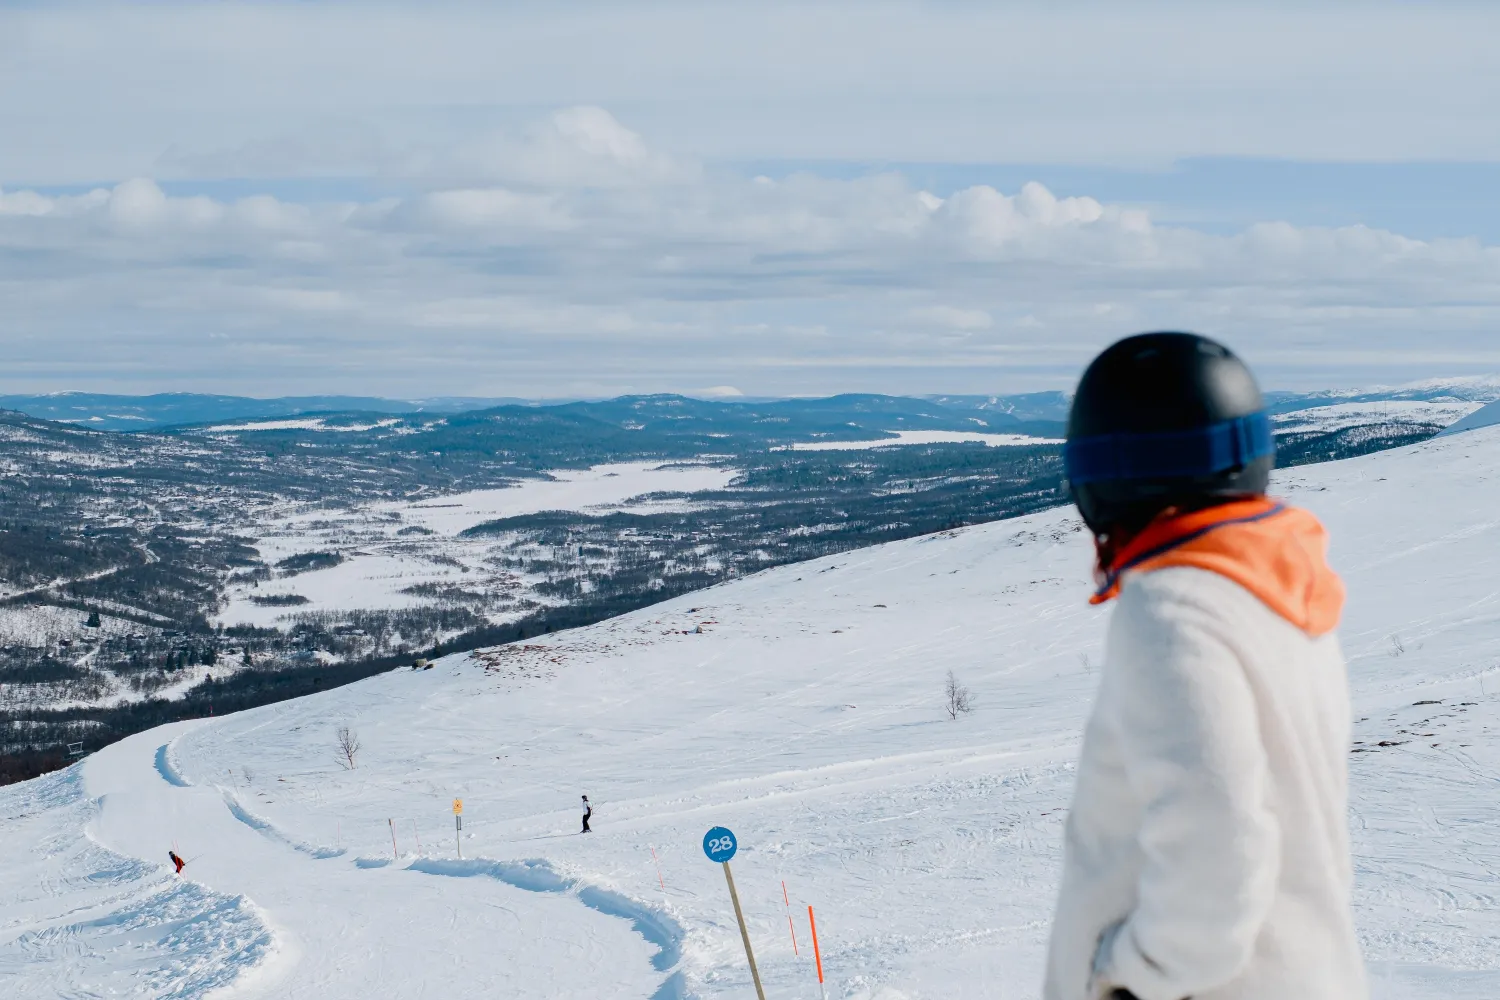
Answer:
581, 795, 592, 834
168, 850, 185, 874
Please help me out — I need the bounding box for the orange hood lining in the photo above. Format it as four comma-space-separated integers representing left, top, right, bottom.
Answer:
1091, 498, 1346, 637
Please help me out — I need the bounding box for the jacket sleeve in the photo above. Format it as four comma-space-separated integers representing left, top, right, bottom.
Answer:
1092, 581, 1281, 1000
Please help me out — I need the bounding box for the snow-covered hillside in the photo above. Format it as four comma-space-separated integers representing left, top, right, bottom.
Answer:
1441, 399, 1500, 437
3, 428, 1500, 999
1270, 399, 1482, 434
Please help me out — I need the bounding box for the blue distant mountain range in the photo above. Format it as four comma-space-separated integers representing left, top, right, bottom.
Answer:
1, 380, 1497, 433
0, 393, 531, 431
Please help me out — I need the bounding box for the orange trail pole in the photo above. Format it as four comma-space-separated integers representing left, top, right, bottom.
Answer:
388, 818, 399, 859
453, 798, 463, 858
651, 846, 666, 891
809, 904, 827, 999
782, 880, 799, 955
411, 819, 422, 855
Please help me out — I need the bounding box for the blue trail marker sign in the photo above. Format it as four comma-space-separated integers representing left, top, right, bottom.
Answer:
703, 827, 764, 1000
703, 826, 738, 863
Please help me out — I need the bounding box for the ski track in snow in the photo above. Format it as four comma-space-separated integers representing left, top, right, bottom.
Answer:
4, 427, 1500, 996
0, 764, 273, 998
407, 855, 690, 998
155, 742, 190, 787
54, 725, 670, 999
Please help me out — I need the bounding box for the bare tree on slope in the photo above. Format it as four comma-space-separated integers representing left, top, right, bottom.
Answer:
944, 669, 974, 721
336, 725, 362, 769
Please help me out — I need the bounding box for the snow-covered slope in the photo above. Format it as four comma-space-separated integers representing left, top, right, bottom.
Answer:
1439, 399, 1500, 437
4, 428, 1500, 999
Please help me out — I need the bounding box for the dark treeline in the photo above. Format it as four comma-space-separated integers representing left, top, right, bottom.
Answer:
1273, 423, 1443, 469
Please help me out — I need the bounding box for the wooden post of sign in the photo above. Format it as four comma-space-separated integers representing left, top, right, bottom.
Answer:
722, 861, 767, 1000
809, 904, 827, 1000
453, 798, 463, 859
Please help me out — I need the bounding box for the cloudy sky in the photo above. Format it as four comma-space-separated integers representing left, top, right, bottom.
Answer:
3, 2, 1499, 397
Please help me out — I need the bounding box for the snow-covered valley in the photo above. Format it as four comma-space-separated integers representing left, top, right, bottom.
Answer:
1, 385, 1487, 777
3, 425, 1500, 998
218, 461, 738, 628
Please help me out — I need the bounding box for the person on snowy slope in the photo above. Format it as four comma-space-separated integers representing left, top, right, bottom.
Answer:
581, 795, 592, 834
1043, 332, 1366, 1000
168, 850, 185, 875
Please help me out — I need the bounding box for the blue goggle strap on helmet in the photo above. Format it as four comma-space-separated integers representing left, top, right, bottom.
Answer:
1063, 411, 1275, 486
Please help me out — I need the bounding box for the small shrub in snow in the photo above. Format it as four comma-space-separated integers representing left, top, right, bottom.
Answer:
944, 670, 975, 720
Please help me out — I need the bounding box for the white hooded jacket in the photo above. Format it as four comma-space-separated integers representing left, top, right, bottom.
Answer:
1043, 561, 1366, 1000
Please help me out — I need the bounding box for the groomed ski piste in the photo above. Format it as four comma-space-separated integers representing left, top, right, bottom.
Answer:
3, 427, 1500, 999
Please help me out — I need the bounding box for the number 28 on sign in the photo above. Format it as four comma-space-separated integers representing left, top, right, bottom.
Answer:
703, 827, 737, 863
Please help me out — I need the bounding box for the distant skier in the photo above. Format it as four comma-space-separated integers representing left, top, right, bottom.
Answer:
1044, 333, 1365, 1000
168, 850, 185, 875
581, 795, 592, 834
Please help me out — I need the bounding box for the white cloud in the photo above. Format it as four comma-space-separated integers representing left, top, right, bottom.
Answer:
0, 188, 58, 217
906, 307, 994, 332
1, 107, 1499, 394
105, 177, 171, 228
428, 108, 694, 191
550, 106, 651, 167
410, 189, 571, 232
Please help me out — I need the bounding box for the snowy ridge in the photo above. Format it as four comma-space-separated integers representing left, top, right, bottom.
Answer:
1385, 374, 1500, 398
1272, 399, 1481, 434
1438, 399, 1500, 437
1269, 374, 1500, 406
3, 428, 1500, 997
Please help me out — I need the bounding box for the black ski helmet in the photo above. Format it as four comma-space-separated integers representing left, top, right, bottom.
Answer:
1065, 332, 1274, 536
